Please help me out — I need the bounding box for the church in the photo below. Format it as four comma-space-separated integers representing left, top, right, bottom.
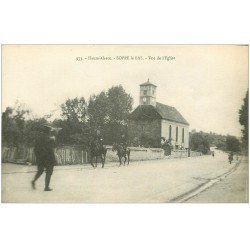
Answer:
128, 79, 189, 149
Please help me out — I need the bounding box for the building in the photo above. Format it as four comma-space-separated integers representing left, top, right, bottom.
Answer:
128, 79, 189, 149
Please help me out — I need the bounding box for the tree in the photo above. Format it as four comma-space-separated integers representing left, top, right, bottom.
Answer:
105, 85, 133, 144
59, 97, 89, 146
106, 85, 133, 125
226, 135, 240, 152
61, 97, 87, 123
239, 90, 248, 147
23, 118, 48, 146
2, 107, 18, 146
88, 91, 109, 131
189, 132, 210, 154
2, 103, 31, 147
87, 85, 133, 144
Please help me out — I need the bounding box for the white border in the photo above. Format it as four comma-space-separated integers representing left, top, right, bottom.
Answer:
1, 1, 249, 250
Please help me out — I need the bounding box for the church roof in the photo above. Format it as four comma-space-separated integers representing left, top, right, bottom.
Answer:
156, 102, 189, 125
140, 79, 157, 87
130, 105, 162, 120
130, 102, 189, 125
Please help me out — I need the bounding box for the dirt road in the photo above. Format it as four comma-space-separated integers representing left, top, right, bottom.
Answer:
1, 150, 248, 203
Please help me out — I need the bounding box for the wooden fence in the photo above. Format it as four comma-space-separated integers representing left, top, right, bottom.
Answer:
2, 146, 202, 165
2, 146, 89, 165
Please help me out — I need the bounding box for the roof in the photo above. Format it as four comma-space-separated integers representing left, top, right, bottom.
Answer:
130, 102, 189, 125
130, 105, 162, 120
156, 102, 189, 125
140, 79, 157, 87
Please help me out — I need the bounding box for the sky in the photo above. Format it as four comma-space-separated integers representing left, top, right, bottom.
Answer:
2, 45, 248, 137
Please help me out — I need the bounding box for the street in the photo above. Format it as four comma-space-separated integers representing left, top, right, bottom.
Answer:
1, 150, 248, 203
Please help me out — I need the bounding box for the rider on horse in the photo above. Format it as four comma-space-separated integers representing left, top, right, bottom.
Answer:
120, 134, 127, 151
89, 127, 107, 168
92, 128, 103, 149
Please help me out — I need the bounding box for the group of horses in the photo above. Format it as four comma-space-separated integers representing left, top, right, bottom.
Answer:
89, 142, 130, 168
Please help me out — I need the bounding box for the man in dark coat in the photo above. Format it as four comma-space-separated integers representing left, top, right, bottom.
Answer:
31, 125, 56, 191
120, 134, 127, 151
92, 128, 103, 149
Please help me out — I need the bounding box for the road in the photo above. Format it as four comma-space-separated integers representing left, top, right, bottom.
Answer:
187, 156, 248, 203
1, 150, 248, 203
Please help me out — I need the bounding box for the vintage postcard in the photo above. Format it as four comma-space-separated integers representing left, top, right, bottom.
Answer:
1, 45, 249, 203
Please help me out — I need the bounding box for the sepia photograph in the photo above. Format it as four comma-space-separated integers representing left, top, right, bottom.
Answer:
1, 44, 249, 203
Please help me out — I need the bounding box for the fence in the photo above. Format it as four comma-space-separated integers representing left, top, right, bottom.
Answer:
2, 145, 165, 165
2, 146, 89, 165
2, 146, 202, 165
2, 146, 35, 164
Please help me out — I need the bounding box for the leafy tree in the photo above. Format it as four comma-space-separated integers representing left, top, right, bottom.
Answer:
105, 85, 133, 144
2, 103, 30, 147
87, 85, 133, 144
140, 133, 161, 148
106, 85, 133, 124
88, 91, 109, 131
226, 135, 240, 152
23, 118, 48, 146
58, 97, 89, 146
61, 97, 87, 123
189, 132, 210, 154
2, 107, 18, 146
239, 90, 248, 147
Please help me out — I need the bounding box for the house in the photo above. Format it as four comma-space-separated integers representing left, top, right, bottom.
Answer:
128, 79, 189, 149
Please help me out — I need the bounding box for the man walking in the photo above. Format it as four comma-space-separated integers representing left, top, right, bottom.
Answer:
31, 125, 56, 191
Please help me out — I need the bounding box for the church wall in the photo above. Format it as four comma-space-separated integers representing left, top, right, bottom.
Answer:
161, 120, 189, 149
128, 119, 162, 147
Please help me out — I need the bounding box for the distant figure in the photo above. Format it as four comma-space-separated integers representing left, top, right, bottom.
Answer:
161, 139, 172, 156
31, 125, 56, 191
228, 152, 234, 164
212, 151, 215, 157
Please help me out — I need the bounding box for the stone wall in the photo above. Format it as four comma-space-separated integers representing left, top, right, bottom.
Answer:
2, 146, 202, 165
168, 150, 202, 158
106, 146, 164, 162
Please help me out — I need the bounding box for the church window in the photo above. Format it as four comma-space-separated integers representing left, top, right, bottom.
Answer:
176, 126, 178, 142
169, 125, 172, 139
182, 128, 184, 143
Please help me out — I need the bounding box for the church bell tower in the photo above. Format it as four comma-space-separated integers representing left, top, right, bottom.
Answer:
139, 79, 157, 107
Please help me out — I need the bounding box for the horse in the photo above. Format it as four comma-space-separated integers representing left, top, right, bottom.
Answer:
112, 143, 130, 166
89, 141, 107, 168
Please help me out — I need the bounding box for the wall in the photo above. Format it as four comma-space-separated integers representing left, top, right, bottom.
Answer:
2, 146, 202, 166
128, 119, 161, 146
2, 146, 164, 165
168, 150, 202, 158
106, 146, 164, 162
161, 119, 189, 148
